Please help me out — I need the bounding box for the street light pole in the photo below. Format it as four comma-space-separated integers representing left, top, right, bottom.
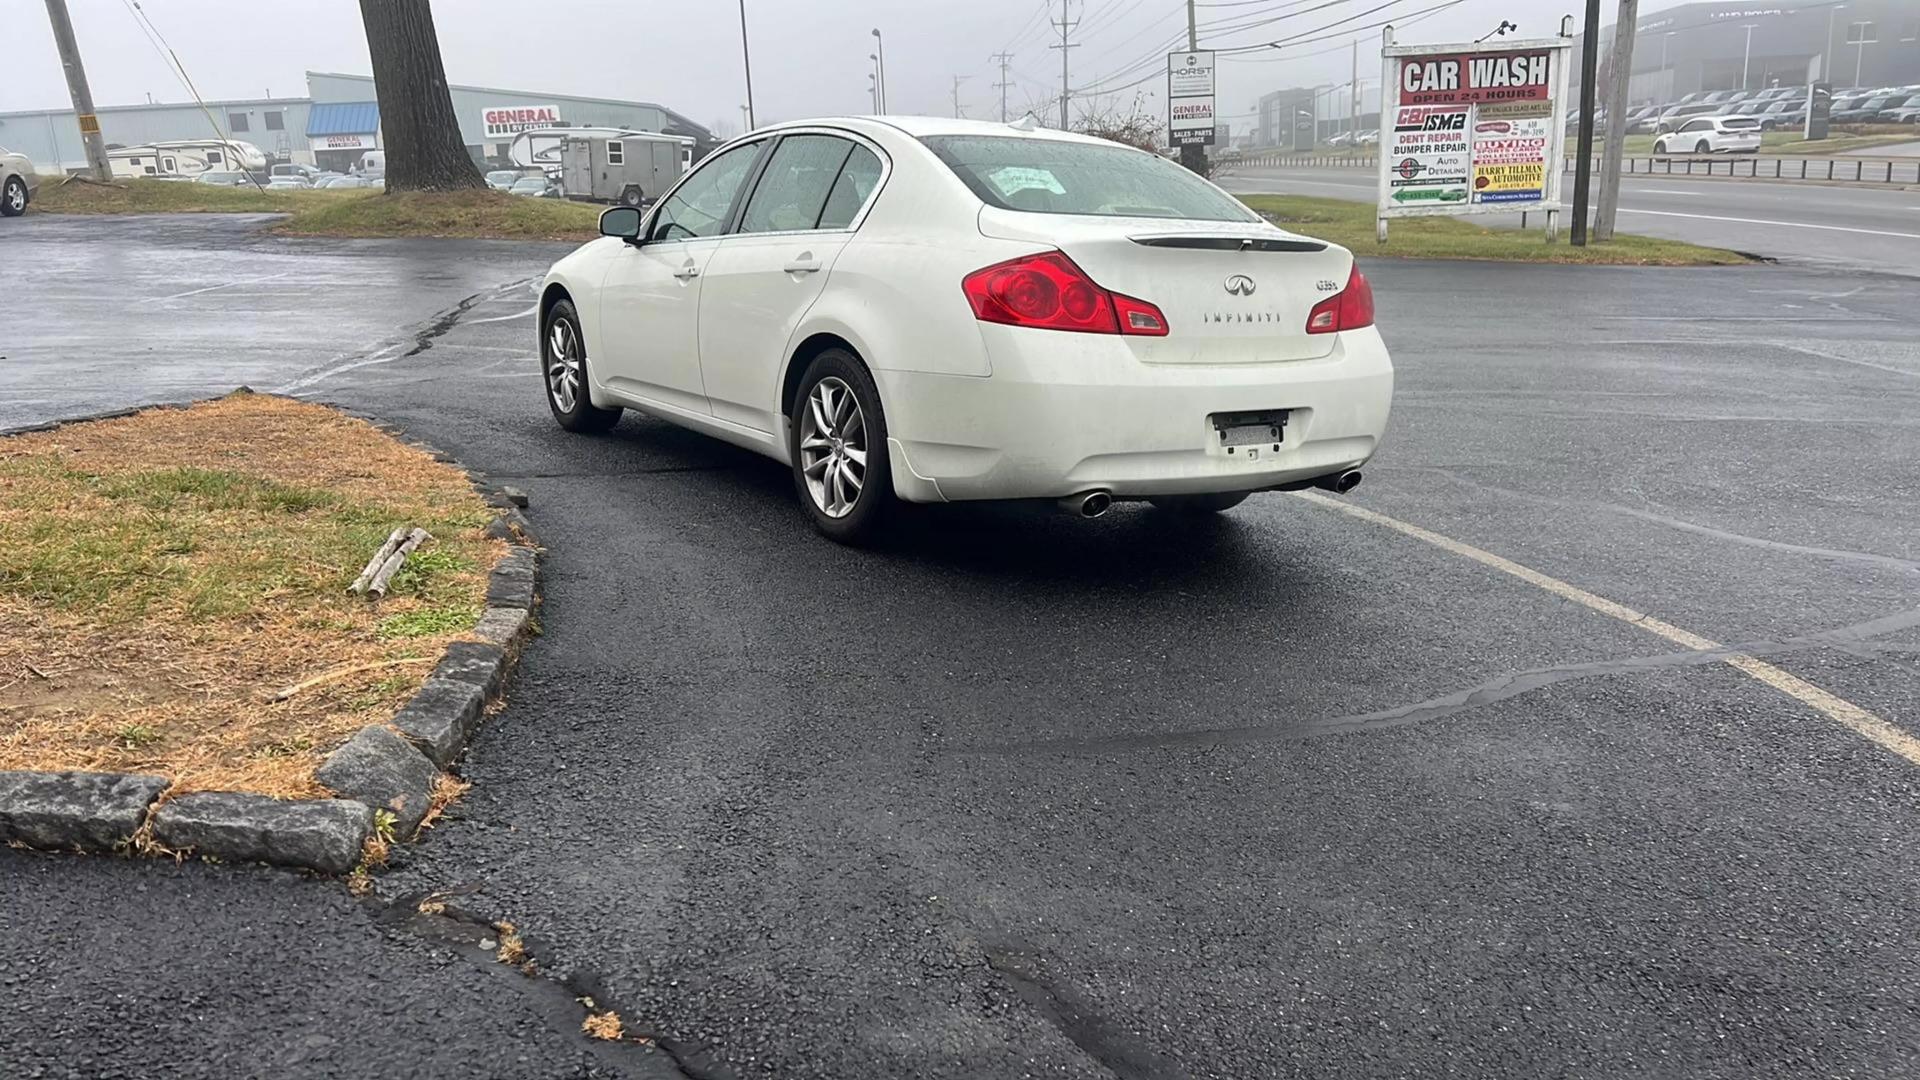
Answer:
737, 0, 756, 130
1741, 24, 1755, 90
40, 0, 112, 180
1570, 0, 1601, 247
1824, 6, 1843, 82
871, 29, 888, 114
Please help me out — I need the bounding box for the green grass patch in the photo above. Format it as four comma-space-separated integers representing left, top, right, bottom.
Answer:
1239, 194, 1751, 266
377, 604, 479, 640
35, 178, 601, 241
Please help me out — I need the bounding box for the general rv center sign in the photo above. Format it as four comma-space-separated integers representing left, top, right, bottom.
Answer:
481, 105, 564, 140
1376, 32, 1571, 235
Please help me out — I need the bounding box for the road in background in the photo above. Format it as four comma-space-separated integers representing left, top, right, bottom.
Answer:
5, 218, 1919, 1078
0, 214, 565, 432
1222, 164, 1920, 275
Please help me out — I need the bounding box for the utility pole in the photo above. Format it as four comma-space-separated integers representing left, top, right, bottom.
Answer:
991, 52, 1014, 122
872, 29, 889, 114
41, 0, 111, 180
951, 75, 970, 118
1595, 0, 1639, 242
738, 0, 756, 130
1350, 38, 1361, 145
1052, 0, 1079, 129
1740, 24, 1756, 89
1178, 0, 1205, 174
1570, 0, 1601, 246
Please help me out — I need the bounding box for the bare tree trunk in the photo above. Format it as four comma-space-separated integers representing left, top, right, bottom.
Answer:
356, 0, 483, 191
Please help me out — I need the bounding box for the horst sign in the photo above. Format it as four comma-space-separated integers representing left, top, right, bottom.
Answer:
481, 105, 564, 139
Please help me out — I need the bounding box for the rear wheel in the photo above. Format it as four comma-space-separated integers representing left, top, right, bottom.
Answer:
620, 185, 645, 207
1695, 139, 1712, 154
1150, 492, 1250, 515
790, 349, 892, 544
542, 299, 622, 434
1, 176, 26, 217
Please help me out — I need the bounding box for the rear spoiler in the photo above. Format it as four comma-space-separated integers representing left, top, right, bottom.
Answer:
1130, 236, 1327, 253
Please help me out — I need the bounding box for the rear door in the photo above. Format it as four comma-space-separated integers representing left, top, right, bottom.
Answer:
697, 133, 886, 433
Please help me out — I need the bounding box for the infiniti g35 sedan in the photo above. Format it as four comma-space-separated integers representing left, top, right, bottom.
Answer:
538, 116, 1393, 543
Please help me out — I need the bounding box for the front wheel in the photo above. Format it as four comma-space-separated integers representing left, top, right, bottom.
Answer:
1150, 492, 1250, 515
542, 299, 622, 434
1654, 139, 1669, 155
619, 185, 645, 207
790, 350, 892, 544
1, 177, 26, 217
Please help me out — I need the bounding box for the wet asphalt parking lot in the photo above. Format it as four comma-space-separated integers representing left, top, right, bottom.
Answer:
4, 209, 1919, 1079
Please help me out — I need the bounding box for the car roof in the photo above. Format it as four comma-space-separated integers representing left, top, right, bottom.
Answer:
749, 114, 1117, 148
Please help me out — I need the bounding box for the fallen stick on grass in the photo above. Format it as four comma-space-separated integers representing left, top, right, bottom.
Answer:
271, 657, 436, 702
366, 527, 432, 599
350, 527, 410, 594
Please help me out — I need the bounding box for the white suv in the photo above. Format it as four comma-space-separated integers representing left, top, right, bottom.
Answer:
1, 146, 39, 217
1655, 116, 1763, 155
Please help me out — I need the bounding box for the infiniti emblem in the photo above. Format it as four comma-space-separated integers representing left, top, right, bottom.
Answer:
1224, 274, 1256, 297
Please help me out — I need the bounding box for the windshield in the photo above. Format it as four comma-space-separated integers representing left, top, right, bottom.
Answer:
920, 135, 1256, 222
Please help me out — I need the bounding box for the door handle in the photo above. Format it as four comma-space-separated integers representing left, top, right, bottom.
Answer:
783, 259, 822, 274
673, 264, 700, 281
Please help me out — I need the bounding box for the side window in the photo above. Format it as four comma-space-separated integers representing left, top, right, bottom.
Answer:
817, 145, 883, 230
265, 111, 285, 131
739, 135, 854, 234
207, 149, 224, 165
648, 140, 764, 242
607, 140, 625, 166
229, 113, 250, 133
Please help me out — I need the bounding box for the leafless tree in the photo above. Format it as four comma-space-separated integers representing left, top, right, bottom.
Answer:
356, 0, 484, 191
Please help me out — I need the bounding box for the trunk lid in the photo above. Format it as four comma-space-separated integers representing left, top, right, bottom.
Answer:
977, 208, 1354, 363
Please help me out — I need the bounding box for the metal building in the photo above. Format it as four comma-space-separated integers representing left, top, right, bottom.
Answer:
1605, 0, 1920, 104
0, 71, 713, 174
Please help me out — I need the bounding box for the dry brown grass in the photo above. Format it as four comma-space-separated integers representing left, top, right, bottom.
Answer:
0, 394, 501, 796
582, 1011, 625, 1041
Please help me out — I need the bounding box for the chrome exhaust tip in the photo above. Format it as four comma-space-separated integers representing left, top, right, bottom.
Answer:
1313, 470, 1363, 494
1059, 490, 1114, 518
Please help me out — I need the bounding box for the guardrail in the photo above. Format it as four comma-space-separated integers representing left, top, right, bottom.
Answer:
1218, 153, 1920, 185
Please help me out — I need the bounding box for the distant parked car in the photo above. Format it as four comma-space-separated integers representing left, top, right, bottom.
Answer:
1356, 129, 1378, 146
1, 144, 38, 217
1845, 93, 1915, 122
1326, 131, 1352, 148
324, 176, 373, 190
194, 171, 252, 186
1653, 103, 1721, 133
1882, 105, 1920, 124
509, 176, 558, 197
1751, 99, 1807, 130
265, 176, 310, 190
486, 169, 522, 191
1655, 115, 1763, 155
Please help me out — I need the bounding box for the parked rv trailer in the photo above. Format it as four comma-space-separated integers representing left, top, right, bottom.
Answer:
108, 139, 268, 179
509, 126, 671, 173
558, 132, 693, 206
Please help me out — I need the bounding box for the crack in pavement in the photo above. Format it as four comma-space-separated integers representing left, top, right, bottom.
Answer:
983, 944, 1189, 1080
276, 277, 540, 393
960, 606, 1920, 757
1399, 466, 1920, 574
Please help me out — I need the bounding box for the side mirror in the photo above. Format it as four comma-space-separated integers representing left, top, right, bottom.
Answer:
600, 205, 644, 245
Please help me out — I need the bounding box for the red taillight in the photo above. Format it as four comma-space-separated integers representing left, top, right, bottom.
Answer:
962, 252, 1168, 337
1306, 263, 1375, 335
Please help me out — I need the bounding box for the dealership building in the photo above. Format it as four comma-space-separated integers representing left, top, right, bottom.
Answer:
1597, 0, 1920, 103
0, 71, 715, 174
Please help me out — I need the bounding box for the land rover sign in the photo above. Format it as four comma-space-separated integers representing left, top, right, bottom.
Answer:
481, 105, 564, 140
1375, 28, 1572, 242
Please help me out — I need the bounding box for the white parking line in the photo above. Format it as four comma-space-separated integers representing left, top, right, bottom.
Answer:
1294, 491, 1920, 767
1617, 207, 1920, 240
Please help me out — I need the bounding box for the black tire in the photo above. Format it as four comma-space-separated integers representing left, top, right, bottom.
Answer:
1150, 492, 1250, 515
620, 185, 645, 207
541, 299, 621, 434
1, 176, 26, 218
789, 349, 893, 544
1695, 140, 1712, 154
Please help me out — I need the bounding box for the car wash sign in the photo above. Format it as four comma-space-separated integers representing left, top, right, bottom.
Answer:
1376, 29, 1571, 234
481, 105, 564, 140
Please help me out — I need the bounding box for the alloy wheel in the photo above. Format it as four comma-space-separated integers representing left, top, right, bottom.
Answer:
797, 376, 867, 519
4, 182, 22, 213
547, 318, 582, 413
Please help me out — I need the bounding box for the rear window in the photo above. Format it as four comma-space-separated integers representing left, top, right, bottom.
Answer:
1720, 117, 1761, 129
920, 134, 1255, 222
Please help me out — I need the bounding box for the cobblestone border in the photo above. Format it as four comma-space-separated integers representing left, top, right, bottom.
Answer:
0, 394, 539, 874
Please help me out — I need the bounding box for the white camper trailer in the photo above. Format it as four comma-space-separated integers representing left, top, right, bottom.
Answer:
109, 139, 268, 179
508, 126, 690, 175
558, 131, 693, 206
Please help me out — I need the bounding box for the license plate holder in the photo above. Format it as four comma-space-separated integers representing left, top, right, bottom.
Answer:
1213, 411, 1288, 451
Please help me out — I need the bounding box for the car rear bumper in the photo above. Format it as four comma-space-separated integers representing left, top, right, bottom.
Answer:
876, 325, 1394, 503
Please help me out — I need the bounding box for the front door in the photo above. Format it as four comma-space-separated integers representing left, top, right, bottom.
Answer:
697, 135, 886, 433
595, 139, 767, 416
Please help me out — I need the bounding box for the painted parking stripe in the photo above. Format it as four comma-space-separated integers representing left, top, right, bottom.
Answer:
1294, 491, 1920, 767
1617, 207, 1920, 240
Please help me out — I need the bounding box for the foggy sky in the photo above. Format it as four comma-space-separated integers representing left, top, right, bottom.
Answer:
7, 0, 1600, 135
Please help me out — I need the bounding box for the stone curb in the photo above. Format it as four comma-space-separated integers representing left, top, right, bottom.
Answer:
0, 393, 541, 874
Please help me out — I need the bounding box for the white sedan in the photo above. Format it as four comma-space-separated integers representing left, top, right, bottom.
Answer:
538, 116, 1393, 542
1654, 116, 1764, 155
2, 145, 39, 217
